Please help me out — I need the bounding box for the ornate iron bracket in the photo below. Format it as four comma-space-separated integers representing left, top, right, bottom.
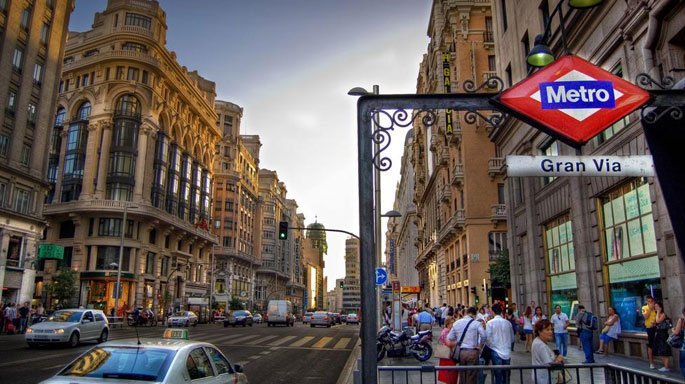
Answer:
370, 109, 437, 171
636, 73, 684, 124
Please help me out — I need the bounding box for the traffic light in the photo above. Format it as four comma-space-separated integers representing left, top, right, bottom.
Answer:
470, 286, 477, 295
278, 221, 288, 239
475, 296, 480, 304
339, 281, 344, 288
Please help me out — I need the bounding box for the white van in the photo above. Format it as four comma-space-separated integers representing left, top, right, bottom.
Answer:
266, 300, 294, 327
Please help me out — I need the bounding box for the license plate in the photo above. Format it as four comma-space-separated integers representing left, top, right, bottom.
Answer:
34, 335, 48, 339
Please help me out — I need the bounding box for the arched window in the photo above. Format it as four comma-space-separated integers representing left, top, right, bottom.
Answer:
55, 107, 66, 127
107, 95, 141, 201
74, 101, 91, 121
114, 94, 140, 118
61, 103, 90, 202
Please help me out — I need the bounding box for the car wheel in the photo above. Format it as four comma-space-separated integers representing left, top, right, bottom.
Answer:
232, 324, 236, 327
311, 324, 315, 328
327, 324, 331, 328
243, 323, 246, 327
224, 322, 228, 328
193, 321, 197, 327
98, 329, 109, 343
185, 321, 189, 327
27, 342, 36, 349
249, 323, 253, 327
69, 332, 80, 348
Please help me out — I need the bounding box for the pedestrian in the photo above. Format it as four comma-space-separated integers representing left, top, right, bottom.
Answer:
384, 302, 392, 326
401, 303, 409, 329
596, 306, 621, 357
653, 301, 672, 372
486, 304, 514, 384
447, 306, 455, 318
532, 306, 546, 329
416, 305, 435, 332
510, 303, 519, 320
531, 319, 564, 384
642, 296, 658, 369
438, 316, 458, 384
442, 303, 449, 325
18, 302, 30, 334
4, 303, 16, 334
0, 301, 5, 334
506, 308, 518, 351
447, 307, 487, 384
435, 305, 443, 327
523, 306, 534, 352
550, 305, 569, 357
672, 306, 685, 380
477, 305, 488, 324
13, 303, 21, 332
576, 304, 598, 363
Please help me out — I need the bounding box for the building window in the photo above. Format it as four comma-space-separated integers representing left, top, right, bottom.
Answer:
223, 116, 233, 137
544, 214, 577, 319
485, 17, 494, 43
98, 218, 134, 238
500, 0, 508, 32
223, 236, 231, 247
522, 32, 531, 70
106, 183, 133, 201
58, 247, 73, 269
161, 256, 169, 277
20, 144, 31, 166
12, 48, 23, 72
122, 42, 147, 53
116, 66, 125, 80
595, 64, 630, 146
62, 104, 89, 202
214, 219, 221, 229
0, 180, 6, 207
27, 104, 37, 125
149, 228, 156, 244
540, 139, 558, 185
59, 220, 75, 238
6, 90, 16, 113
145, 252, 156, 274
141, 70, 148, 84
151, 134, 169, 208
39, 23, 49, 45
20, 8, 30, 29
14, 188, 32, 214
6, 236, 24, 267
505, 64, 512, 87
127, 67, 139, 81
75, 101, 91, 121
0, 0, 7, 12
33, 63, 43, 85
125, 13, 151, 29
0, 136, 8, 157
82, 74, 89, 87
600, 179, 660, 332
96, 246, 131, 271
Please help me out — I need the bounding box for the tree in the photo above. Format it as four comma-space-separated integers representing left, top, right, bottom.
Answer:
229, 297, 244, 310
49, 268, 78, 307
488, 250, 511, 288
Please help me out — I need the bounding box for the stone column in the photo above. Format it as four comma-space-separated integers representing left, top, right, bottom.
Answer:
80, 122, 103, 200
133, 124, 153, 203
0, 232, 11, 295
18, 236, 39, 304
94, 122, 113, 199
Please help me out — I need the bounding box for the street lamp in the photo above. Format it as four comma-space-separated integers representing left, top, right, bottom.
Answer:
114, 202, 138, 319
381, 210, 401, 218
526, 0, 604, 67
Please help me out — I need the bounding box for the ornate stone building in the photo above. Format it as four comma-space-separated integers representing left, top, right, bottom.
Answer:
211, 100, 260, 310
342, 237, 360, 314
304, 222, 326, 310
413, 0, 506, 307
0, 0, 74, 305
285, 199, 306, 314
490, 0, 685, 360
40, 0, 220, 317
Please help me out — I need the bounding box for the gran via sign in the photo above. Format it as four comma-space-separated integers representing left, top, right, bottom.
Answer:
507, 155, 654, 177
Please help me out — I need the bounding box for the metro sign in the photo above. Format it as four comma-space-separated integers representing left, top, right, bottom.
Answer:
495, 55, 651, 146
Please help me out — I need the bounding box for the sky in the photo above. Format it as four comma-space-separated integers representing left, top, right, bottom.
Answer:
70, 0, 432, 292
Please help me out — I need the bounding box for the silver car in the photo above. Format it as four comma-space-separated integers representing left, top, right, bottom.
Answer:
39, 338, 249, 383
26, 309, 109, 348
310, 311, 333, 328
167, 311, 198, 327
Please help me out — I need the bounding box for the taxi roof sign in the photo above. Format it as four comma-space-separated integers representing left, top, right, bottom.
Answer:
495, 55, 651, 146
164, 328, 189, 340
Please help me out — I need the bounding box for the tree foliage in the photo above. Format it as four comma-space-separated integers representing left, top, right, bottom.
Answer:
50, 268, 78, 306
229, 297, 244, 310
488, 250, 511, 288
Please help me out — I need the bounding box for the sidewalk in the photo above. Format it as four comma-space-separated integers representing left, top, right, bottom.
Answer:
344, 325, 684, 384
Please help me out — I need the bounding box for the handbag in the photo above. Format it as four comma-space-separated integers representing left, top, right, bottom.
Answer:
667, 328, 684, 349
450, 318, 475, 362
656, 317, 672, 331
435, 343, 452, 359
556, 367, 573, 384
601, 325, 610, 334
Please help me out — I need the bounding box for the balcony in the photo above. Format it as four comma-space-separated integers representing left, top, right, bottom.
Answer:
488, 157, 505, 179
438, 181, 451, 203
484, 30, 495, 46
491, 204, 507, 223
451, 163, 464, 187
438, 146, 449, 166
448, 123, 462, 145
482, 72, 498, 87
63, 49, 160, 73
455, 209, 466, 229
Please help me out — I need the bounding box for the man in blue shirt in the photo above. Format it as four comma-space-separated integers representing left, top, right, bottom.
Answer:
416, 305, 435, 331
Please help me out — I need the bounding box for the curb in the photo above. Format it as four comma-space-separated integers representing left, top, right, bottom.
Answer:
336, 338, 362, 384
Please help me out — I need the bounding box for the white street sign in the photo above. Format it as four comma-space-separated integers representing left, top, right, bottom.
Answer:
506, 155, 654, 177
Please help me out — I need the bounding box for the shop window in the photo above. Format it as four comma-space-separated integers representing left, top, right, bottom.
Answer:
599, 178, 660, 332
543, 213, 577, 318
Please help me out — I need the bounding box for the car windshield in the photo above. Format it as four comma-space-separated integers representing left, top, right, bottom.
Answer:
234, 311, 249, 316
59, 347, 176, 382
304, 313, 313, 316
47, 311, 82, 323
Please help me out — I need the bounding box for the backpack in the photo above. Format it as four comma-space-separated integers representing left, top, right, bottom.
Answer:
584, 312, 598, 331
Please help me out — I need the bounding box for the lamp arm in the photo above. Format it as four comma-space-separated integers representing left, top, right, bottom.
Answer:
539, 1, 571, 55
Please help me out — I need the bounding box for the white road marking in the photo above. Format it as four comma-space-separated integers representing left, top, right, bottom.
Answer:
334, 337, 351, 349
311, 337, 333, 348
267, 336, 297, 346
289, 336, 314, 347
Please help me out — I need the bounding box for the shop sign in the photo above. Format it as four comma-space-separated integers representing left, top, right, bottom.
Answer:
38, 244, 64, 260
442, 53, 454, 135
507, 155, 655, 177
400, 286, 420, 293
496, 55, 650, 146
608, 256, 660, 283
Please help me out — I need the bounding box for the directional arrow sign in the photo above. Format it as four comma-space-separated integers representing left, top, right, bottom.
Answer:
375, 268, 388, 286
495, 55, 651, 146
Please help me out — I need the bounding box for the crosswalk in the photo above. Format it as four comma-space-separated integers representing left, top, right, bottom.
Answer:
110, 327, 358, 350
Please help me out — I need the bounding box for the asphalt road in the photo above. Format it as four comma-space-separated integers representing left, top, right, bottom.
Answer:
0, 321, 360, 384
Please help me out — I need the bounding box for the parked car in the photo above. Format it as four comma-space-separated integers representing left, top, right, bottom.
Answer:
253, 313, 263, 324
224, 310, 254, 327
302, 312, 314, 324
341, 314, 348, 323
266, 300, 294, 327
25, 309, 109, 348
346, 313, 360, 324
310, 311, 333, 328
167, 311, 198, 327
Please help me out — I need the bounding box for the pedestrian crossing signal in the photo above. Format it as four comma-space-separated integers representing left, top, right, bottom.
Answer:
278, 221, 288, 240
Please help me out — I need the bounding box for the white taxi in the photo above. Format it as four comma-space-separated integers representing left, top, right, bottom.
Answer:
39, 329, 248, 383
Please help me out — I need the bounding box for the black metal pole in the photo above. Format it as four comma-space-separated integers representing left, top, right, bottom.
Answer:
357, 96, 377, 384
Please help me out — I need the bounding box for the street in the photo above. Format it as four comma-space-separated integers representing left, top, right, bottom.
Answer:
0, 322, 360, 384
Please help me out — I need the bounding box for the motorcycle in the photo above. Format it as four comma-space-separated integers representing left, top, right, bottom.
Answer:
376, 326, 433, 362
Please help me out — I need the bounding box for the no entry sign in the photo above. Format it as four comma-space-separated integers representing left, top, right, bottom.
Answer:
495, 55, 651, 146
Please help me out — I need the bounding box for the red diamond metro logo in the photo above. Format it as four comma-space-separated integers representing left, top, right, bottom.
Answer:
496, 55, 651, 146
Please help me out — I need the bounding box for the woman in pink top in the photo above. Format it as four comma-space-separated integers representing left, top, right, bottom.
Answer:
438, 316, 458, 384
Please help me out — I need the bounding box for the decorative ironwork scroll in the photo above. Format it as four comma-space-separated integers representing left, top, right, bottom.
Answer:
370, 109, 437, 171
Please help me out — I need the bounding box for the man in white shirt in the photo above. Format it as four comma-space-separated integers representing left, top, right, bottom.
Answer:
441, 303, 450, 321
447, 307, 487, 384
550, 304, 570, 357
486, 304, 514, 384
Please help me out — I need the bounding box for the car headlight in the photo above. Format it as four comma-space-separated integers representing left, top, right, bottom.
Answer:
54, 328, 65, 334
26, 328, 33, 334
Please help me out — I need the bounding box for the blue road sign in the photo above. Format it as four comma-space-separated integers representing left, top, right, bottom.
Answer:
375, 268, 388, 286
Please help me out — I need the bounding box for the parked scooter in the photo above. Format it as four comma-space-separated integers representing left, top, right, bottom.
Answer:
376, 326, 432, 362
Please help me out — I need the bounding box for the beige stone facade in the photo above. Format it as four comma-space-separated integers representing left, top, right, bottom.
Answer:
0, 0, 74, 305
489, 0, 685, 361
413, 0, 507, 308
40, 0, 220, 318
342, 237, 360, 314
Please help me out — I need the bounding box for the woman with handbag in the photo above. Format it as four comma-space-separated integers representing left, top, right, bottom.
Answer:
437, 316, 458, 384
596, 306, 621, 356
653, 301, 672, 372
670, 306, 684, 379
531, 319, 564, 384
